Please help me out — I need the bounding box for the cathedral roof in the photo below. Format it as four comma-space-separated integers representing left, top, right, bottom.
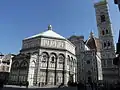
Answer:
86, 32, 100, 51
25, 25, 66, 40
85, 45, 90, 51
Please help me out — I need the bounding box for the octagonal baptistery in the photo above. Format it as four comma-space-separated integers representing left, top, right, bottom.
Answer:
9, 25, 77, 87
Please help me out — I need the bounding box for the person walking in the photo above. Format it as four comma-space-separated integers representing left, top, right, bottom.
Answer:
26, 81, 29, 88
38, 82, 40, 87
0, 81, 4, 90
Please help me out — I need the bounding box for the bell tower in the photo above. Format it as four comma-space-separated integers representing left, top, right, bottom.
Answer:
94, 0, 118, 83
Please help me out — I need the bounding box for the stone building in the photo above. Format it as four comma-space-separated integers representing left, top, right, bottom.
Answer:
94, 0, 118, 83
113, 30, 120, 81
68, 0, 118, 83
0, 53, 14, 83
9, 25, 77, 87
68, 32, 103, 83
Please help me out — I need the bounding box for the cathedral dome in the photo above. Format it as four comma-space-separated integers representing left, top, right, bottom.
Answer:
86, 32, 100, 51
25, 25, 65, 40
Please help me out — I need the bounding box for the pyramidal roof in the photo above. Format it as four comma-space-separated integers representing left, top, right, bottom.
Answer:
25, 25, 66, 40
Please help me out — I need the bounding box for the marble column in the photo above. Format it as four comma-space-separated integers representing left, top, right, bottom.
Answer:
64, 58, 68, 85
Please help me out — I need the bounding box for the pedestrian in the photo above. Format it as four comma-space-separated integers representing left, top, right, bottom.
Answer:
77, 82, 80, 90
0, 81, 4, 90
94, 83, 97, 90
20, 82, 22, 87
38, 82, 40, 87
26, 81, 29, 88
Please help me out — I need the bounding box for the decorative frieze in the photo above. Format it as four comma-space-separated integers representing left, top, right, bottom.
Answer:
41, 38, 65, 49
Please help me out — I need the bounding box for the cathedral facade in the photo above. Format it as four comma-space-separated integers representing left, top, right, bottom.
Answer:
69, 33, 103, 83
9, 25, 77, 87
69, 0, 118, 83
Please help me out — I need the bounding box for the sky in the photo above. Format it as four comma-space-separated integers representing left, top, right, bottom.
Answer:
0, 0, 120, 54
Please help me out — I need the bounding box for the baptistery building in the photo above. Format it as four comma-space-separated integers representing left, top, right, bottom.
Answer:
9, 25, 77, 87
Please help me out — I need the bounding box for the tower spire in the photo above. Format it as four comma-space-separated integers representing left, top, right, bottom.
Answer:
89, 31, 94, 38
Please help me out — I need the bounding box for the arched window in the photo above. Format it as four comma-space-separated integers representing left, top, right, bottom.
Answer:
100, 15, 106, 22
41, 52, 49, 63
104, 42, 106, 48
87, 60, 90, 64
51, 56, 55, 63
102, 30, 105, 35
67, 55, 70, 65
88, 76, 92, 83
50, 53, 57, 63
108, 41, 110, 47
87, 70, 91, 75
12, 61, 19, 69
20, 61, 28, 69
42, 55, 47, 62
106, 29, 109, 34
58, 55, 64, 64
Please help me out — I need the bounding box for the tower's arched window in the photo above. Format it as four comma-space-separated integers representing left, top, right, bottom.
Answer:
87, 70, 91, 75
106, 29, 109, 34
108, 41, 110, 47
102, 30, 105, 35
104, 42, 107, 48
100, 15, 106, 22
87, 60, 90, 64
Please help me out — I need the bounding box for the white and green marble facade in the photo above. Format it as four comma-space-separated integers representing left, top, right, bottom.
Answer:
9, 25, 77, 87
94, 0, 118, 83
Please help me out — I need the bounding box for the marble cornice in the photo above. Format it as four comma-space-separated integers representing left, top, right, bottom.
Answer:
24, 35, 66, 41
12, 53, 30, 60
20, 46, 75, 56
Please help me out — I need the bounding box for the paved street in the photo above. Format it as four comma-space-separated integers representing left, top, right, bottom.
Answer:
0, 85, 95, 90
1, 85, 78, 90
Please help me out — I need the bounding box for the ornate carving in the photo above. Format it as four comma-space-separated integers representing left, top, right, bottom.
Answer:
42, 39, 65, 49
